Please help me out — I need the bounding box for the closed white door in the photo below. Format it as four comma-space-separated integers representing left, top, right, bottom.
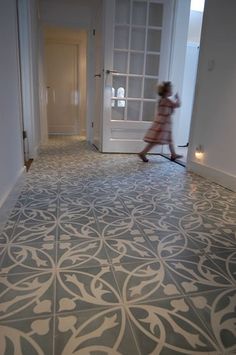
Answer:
45, 43, 79, 134
102, 0, 174, 152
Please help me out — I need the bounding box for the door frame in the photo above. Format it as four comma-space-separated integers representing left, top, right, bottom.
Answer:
43, 27, 88, 137
17, 0, 37, 159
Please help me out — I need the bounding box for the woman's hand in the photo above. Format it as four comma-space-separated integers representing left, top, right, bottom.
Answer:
174, 93, 181, 107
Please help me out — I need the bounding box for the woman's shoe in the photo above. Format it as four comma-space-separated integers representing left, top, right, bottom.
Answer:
171, 154, 183, 161
138, 153, 149, 162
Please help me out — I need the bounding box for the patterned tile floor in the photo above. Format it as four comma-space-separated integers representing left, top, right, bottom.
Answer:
0, 136, 236, 355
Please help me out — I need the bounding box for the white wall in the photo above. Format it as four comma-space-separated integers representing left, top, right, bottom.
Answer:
39, 0, 94, 29
0, 1, 24, 208
187, 0, 236, 191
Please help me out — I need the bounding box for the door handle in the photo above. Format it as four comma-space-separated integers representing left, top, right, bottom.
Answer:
105, 69, 119, 75
94, 73, 101, 78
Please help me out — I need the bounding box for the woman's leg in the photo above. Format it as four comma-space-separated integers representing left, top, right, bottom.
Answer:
138, 143, 156, 162
169, 143, 182, 160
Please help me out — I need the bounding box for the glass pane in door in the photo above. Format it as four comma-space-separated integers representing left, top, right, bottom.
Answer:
131, 28, 145, 50
128, 77, 142, 98
129, 53, 144, 74
147, 29, 162, 52
112, 76, 126, 97
114, 27, 129, 49
114, 51, 128, 73
115, 0, 130, 24
143, 101, 156, 122
127, 101, 141, 121
149, 3, 163, 26
145, 54, 160, 75
112, 106, 125, 120
144, 78, 157, 99
132, 1, 147, 26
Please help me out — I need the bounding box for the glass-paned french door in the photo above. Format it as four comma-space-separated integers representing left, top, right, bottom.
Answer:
112, 0, 163, 122
102, 0, 174, 152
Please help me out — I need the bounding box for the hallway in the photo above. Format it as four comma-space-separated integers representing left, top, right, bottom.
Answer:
0, 136, 236, 354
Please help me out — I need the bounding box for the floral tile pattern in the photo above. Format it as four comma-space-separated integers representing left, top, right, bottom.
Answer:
0, 136, 236, 354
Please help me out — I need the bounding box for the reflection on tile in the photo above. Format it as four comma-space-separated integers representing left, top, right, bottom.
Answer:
0, 136, 236, 354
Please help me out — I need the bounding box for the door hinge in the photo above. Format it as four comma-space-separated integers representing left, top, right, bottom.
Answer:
93, 29, 96, 36
23, 130, 27, 140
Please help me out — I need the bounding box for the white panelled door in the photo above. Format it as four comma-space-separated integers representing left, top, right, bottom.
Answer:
45, 43, 79, 134
102, 0, 174, 152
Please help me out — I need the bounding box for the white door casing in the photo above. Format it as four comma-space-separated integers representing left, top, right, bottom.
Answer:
45, 42, 79, 134
93, 2, 104, 151
102, 0, 174, 153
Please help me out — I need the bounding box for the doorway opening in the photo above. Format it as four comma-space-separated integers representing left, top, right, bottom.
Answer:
43, 27, 87, 139
162, 0, 205, 166
175, 0, 205, 165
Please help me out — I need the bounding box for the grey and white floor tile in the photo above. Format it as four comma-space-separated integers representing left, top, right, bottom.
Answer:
0, 136, 235, 354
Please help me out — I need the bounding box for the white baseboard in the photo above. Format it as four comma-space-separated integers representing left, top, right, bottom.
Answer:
187, 161, 236, 192
0, 167, 26, 233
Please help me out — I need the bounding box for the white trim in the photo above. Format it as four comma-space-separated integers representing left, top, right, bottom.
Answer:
0, 167, 26, 233
18, 0, 36, 159
187, 161, 236, 192
0, 167, 26, 209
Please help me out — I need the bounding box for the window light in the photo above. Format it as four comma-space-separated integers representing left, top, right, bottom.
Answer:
190, 0, 205, 12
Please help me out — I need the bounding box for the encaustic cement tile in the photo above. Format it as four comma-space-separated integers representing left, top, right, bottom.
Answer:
127, 296, 221, 354
56, 239, 109, 269
0, 316, 54, 355
189, 288, 236, 353
0, 242, 56, 275
55, 265, 121, 314
0, 271, 55, 321
54, 307, 139, 355
164, 254, 235, 295
112, 261, 181, 304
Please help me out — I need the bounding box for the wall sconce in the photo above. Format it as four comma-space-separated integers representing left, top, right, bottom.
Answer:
195, 145, 204, 159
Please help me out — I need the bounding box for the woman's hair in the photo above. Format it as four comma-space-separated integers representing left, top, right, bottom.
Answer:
157, 81, 172, 97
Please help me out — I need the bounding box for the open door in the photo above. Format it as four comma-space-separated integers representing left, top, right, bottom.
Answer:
101, 0, 174, 153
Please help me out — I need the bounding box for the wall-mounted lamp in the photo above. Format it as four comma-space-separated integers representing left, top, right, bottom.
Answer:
195, 145, 204, 159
